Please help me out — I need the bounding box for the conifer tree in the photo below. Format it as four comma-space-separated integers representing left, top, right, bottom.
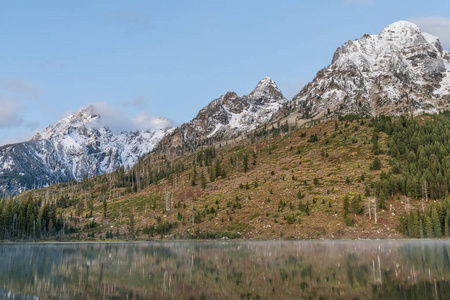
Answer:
343, 194, 349, 213
419, 219, 424, 238
243, 153, 249, 173
412, 210, 419, 238
432, 207, 441, 238
425, 215, 434, 238
103, 196, 107, 219
200, 171, 207, 190
444, 215, 449, 238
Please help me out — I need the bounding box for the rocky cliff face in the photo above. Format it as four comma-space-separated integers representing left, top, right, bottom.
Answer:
292, 21, 450, 118
160, 77, 287, 149
0, 105, 173, 195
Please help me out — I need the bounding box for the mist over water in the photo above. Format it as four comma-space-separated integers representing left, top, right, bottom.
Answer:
0, 240, 449, 299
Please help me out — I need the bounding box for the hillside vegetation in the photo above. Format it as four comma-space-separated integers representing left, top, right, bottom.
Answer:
2, 113, 450, 241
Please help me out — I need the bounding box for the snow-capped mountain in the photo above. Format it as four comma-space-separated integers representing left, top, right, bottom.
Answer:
0, 105, 173, 195
292, 21, 450, 118
158, 77, 287, 148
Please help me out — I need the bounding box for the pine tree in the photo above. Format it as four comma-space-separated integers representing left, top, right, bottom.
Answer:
191, 165, 197, 186
370, 157, 382, 170
102, 196, 107, 219
351, 195, 361, 214
412, 210, 419, 238
425, 215, 434, 238
48, 219, 54, 237
200, 171, 207, 190
419, 219, 424, 238
243, 153, 249, 173
432, 207, 442, 238
343, 194, 349, 216
444, 215, 449, 237
408, 211, 414, 237
378, 190, 386, 209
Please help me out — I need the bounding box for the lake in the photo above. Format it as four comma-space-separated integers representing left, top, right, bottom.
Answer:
0, 240, 449, 299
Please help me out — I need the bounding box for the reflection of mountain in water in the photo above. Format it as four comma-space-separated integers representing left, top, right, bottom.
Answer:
0, 241, 449, 299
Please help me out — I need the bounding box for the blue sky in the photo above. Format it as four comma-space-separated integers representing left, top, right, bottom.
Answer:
0, 0, 449, 145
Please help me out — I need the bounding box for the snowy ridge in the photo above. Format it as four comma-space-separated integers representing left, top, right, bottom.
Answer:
0, 105, 173, 195
293, 21, 450, 117
160, 77, 287, 148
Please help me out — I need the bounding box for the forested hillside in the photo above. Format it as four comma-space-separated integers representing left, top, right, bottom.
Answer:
370, 113, 450, 238
2, 113, 450, 241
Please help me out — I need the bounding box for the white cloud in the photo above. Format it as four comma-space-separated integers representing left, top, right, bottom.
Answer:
0, 95, 23, 128
410, 17, 450, 50
90, 102, 135, 133
89, 102, 172, 133
0, 79, 44, 98
133, 112, 173, 132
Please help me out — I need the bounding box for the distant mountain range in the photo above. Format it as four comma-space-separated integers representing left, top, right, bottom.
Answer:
0, 105, 173, 195
1, 20, 449, 195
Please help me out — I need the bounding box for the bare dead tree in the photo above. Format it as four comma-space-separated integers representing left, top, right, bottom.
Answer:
422, 180, 428, 212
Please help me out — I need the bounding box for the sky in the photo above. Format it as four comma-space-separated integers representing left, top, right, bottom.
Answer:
0, 0, 449, 145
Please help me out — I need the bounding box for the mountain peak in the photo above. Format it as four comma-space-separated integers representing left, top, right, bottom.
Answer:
39, 105, 101, 140
381, 20, 420, 33
294, 20, 450, 118
378, 20, 423, 43
258, 76, 275, 85
72, 105, 100, 122
247, 77, 285, 105
254, 77, 278, 91
78, 104, 97, 117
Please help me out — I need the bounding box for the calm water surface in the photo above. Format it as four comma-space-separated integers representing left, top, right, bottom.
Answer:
0, 240, 449, 299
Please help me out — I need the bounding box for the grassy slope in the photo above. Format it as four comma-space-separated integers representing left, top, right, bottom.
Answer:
16, 118, 405, 240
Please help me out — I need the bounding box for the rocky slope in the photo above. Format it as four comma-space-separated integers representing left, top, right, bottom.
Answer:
292, 21, 450, 118
0, 105, 173, 195
158, 77, 287, 149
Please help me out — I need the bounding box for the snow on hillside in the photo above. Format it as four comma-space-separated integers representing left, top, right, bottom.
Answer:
0, 105, 173, 195
293, 21, 450, 117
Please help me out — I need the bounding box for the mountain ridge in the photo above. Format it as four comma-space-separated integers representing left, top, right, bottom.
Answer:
156, 77, 287, 150
291, 20, 450, 118
0, 105, 173, 195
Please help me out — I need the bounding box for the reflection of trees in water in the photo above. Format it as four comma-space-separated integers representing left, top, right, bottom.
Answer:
0, 241, 448, 299
371, 241, 450, 300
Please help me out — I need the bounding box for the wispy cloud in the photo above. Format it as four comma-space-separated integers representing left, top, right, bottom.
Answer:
344, 0, 373, 5
90, 102, 172, 133
0, 79, 44, 98
133, 111, 173, 131
121, 96, 149, 107
0, 95, 24, 128
410, 17, 450, 50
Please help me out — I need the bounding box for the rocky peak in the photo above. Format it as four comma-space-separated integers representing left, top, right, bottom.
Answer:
379, 20, 421, 41
158, 77, 287, 148
64, 105, 100, 127
39, 105, 101, 140
0, 104, 173, 195
247, 77, 284, 105
293, 20, 450, 118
